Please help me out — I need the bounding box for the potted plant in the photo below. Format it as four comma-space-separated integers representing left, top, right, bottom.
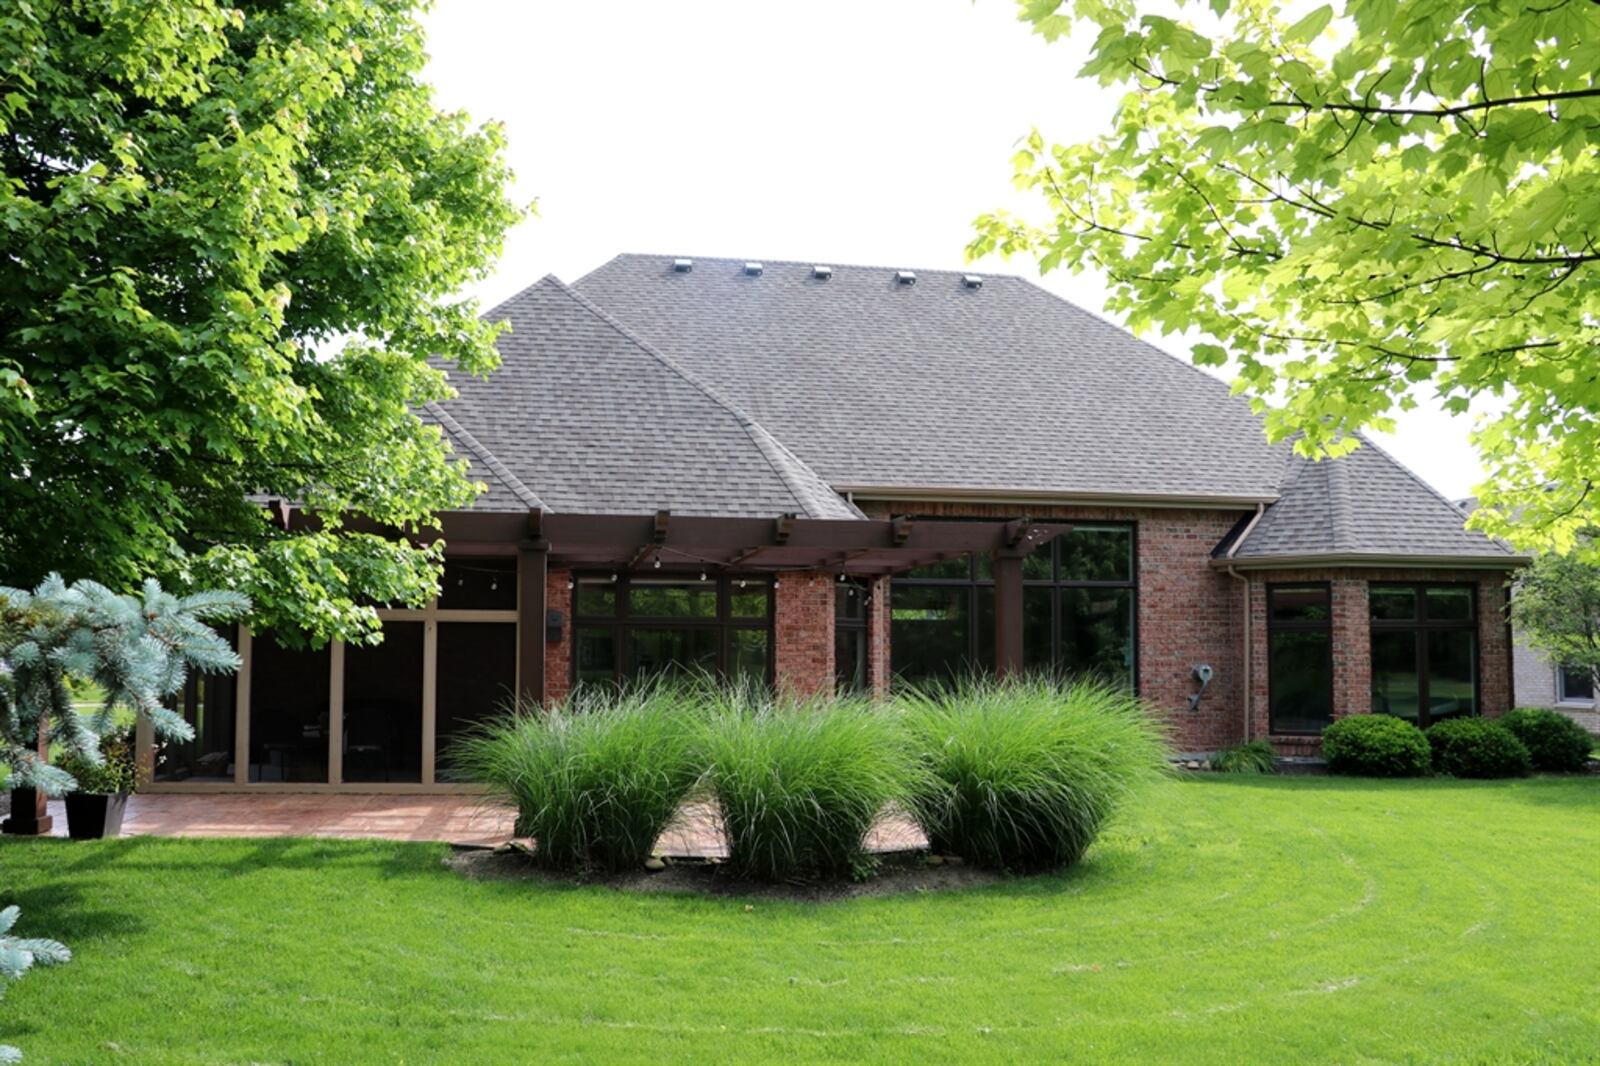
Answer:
57, 729, 139, 840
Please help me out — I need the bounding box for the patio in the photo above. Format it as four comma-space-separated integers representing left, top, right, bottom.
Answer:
37, 793, 928, 855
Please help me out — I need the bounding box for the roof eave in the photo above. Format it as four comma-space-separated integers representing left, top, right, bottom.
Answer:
1212, 551, 1530, 571
836, 485, 1280, 510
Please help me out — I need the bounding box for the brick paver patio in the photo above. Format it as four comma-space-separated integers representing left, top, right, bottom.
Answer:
38, 794, 929, 855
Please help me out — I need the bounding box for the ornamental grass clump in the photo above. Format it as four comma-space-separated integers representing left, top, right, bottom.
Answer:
900, 677, 1169, 872
450, 682, 705, 873
702, 689, 920, 881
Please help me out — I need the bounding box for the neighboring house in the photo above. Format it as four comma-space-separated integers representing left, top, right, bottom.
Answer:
1457, 497, 1600, 736
144, 255, 1526, 790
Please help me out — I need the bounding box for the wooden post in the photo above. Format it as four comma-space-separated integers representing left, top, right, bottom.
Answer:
2, 729, 54, 835
993, 550, 1025, 678
517, 536, 549, 707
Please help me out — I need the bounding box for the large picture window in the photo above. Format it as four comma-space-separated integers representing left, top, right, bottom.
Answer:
572, 575, 773, 687
891, 523, 1136, 687
1370, 583, 1478, 727
1267, 585, 1333, 735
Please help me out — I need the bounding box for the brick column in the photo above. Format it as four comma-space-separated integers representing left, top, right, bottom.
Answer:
867, 575, 892, 698
545, 567, 573, 706
1329, 577, 1371, 721
1478, 574, 1512, 717
774, 571, 834, 698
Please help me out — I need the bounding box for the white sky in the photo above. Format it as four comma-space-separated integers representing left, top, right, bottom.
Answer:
419, 0, 1485, 500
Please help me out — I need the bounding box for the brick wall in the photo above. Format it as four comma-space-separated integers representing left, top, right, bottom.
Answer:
774, 570, 835, 697
1245, 567, 1515, 755
858, 501, 1251, 752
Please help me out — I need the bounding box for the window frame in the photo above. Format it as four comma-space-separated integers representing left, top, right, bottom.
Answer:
889, 520, 1139, 688
1265, 582, 1334, 736
1368, 581, 1480, 728
1557, 664, 1595, 705
570, 572, 775, 686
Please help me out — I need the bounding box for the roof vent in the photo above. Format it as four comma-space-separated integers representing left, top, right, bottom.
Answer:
743, 262, 764, 277
811, 265, 833, 280
895, 270, 917, 286
962, 274, 984, 289
672, 258, 693, 273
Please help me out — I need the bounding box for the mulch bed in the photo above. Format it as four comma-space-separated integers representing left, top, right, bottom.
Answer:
448, 846, 1004, 902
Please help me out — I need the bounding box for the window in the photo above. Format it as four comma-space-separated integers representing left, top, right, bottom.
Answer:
891, 523, 1136, 686
247, 633, 331, 783
836, 580, 870, 692
1370, 582, 1478, 727
571, 575, 773, 686
1267, 585, 1333, 735
1558, 665, 1595, 704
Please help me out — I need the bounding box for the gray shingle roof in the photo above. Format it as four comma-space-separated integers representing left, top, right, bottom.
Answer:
572, 254, 1285, 502
1220, 435, 1521, 563
432, 276, 861, 520
419, 402, 545, 512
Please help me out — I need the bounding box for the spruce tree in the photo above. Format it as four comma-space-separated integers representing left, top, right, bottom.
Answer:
0, 575, 248, 796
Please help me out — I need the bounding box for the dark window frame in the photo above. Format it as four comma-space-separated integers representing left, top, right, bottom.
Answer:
571, 573, 775, 686
1369, 581, 1480, 727
835, 578, 870, 692
890, 521, 1139, 689
1266, 582, 1334, 736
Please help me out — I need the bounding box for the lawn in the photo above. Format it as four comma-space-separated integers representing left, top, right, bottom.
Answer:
3, 776, 1596, 1064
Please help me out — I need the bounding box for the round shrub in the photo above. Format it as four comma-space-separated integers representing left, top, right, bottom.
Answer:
1500, 708, 1594, 773
450, 683, 705, 873
702, 691, 919, 881
1425, 717, 1531, 779
1320, 714, 1430, 777
899, 678, 1169, 872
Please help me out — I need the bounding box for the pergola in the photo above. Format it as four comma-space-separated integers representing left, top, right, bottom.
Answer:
436, 509, 1072, 701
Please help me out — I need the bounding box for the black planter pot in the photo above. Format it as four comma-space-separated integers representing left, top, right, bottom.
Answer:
64, 792, 129, 840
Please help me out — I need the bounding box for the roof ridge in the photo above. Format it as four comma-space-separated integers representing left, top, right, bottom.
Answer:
1326, 444, 1355, 550
538, 276, 855, 521
423, 401, 547, 512
575, 252, 1020, 284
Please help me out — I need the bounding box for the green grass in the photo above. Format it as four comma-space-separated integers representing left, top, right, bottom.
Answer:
3, 776, 1597, 1064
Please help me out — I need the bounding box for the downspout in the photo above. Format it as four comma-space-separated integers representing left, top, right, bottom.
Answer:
1225, 503, 1267, 742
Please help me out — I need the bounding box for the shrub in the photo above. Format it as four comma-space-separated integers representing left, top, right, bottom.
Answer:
1210, 740, 1275, 774
55, 728, 138, 795
449, 683, 705, 872
1501, 708, 1594, 773
1320, 714, 1431, 777
1426, 718, 1532, 779
702, 690, 919, 881
900, 678, 1169, 872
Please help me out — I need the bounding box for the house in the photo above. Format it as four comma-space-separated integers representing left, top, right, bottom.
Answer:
1455, 497, 1599, 736
144, 255, 1526, 790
